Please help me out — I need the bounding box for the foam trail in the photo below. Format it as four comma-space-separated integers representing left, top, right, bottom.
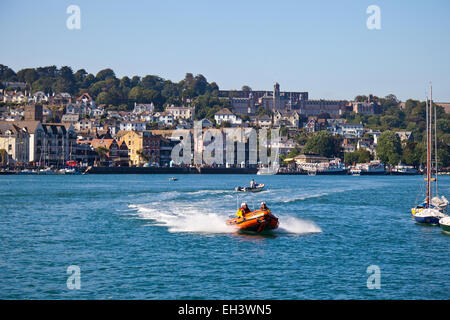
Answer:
130, 204, 322, 235
276, 216, 322, 234
132, 204, 235, 233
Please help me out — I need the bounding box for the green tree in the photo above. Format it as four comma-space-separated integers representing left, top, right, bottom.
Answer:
376, 131, 402, 166
303, 131, 341, 158
95, 68, 116, 81
344, 149, 371, 165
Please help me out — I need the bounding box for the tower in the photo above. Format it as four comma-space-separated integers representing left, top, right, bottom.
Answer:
24, 103, 43, 121
273, 82, 280, 111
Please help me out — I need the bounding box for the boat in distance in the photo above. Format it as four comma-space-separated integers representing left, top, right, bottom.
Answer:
235, 184, 265, 192
226, 209, 279, 233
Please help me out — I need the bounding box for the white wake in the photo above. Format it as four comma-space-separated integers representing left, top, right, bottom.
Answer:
129, 204, 321, 235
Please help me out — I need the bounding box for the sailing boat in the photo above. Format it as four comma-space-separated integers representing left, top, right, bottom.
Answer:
412, 86, 448, 225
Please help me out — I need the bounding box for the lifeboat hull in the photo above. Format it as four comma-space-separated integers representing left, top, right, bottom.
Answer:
226, 209, 279, 233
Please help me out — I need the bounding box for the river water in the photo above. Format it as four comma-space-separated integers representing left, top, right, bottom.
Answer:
0, 174, 449, 299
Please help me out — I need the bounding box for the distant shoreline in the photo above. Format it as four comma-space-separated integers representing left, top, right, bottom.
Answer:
2, 166, 448, 175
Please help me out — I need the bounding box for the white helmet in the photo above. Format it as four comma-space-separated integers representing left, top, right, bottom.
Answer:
261, 202, 266, 205
241, 202, 247, 207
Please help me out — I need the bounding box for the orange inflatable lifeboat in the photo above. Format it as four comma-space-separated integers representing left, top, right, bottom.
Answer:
226, 209, 279, 233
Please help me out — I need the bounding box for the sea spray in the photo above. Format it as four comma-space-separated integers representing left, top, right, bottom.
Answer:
275, 216, 322, 234
131, 204, 321, 235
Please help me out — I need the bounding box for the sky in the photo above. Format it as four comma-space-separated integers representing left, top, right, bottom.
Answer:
1, 0, 450, 101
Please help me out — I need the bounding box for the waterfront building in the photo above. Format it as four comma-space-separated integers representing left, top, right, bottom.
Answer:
12, 120, 44, 164
293, 154, 329, 164
90, 138, 129, 166
40, 123, 77, 166
0, 122, 30, 165
117, 130, 161, 166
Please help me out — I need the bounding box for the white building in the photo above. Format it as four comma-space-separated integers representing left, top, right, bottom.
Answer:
155, 111, 174, 126
165, 105, 194, 121
119, 121, 147, 131
334, 123, 364, 138
214, 108, 242, 125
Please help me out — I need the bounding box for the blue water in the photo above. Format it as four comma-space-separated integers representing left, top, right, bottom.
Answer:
0, 174, 449, 299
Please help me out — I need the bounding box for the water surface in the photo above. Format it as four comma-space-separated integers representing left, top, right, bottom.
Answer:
0, 174, 448, 299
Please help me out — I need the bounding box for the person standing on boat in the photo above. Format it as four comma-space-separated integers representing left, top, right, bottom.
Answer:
237, 202, 251, 219
250, 179, 257, 188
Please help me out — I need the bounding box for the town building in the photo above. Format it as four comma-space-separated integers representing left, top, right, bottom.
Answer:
299, 99, 347, 117
90, 138, 129, 166
133, 102, 155, 114
24, 104, 43, 122
165, 105, 194, 121
352, 95, 381, 114
117, 130, 161, 166
119, 121, 147, 131
214, 108, 242, 125
273, 110, 300, 128
155, 111, 174, 126
0, 122, 30, 165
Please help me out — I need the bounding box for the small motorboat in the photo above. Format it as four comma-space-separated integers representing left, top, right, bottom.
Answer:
226, 209, 279, 233
235, 184, 265, 193
169, 177, 178, 181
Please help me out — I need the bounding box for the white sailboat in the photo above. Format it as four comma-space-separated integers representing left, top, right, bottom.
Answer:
412, 85, 448, 224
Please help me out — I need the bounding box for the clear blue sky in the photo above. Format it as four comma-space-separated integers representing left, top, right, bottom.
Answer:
1, 0, 450, 101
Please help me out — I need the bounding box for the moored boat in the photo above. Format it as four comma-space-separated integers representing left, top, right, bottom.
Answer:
414, 208, 446, 225
439, 217, 450, 233
38, 168, 56, 175
411, 86, 448, 223
351, 160, 386, 175
226, 209, 279, 233
391, 164, 419, 175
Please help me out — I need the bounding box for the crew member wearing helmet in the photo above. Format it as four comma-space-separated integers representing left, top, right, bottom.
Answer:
260, 202, 270, 213
237, 202, 251, 219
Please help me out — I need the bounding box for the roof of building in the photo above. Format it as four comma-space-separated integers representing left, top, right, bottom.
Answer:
77, 93, 93, 101
215, 108, 234, 115
90, 139, 117, 150
0, 122, 22, 135
11, 120, 42, 133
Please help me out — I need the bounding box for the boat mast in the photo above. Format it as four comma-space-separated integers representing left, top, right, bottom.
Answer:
433, 87, 439, 197
426, 95, 430, 208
